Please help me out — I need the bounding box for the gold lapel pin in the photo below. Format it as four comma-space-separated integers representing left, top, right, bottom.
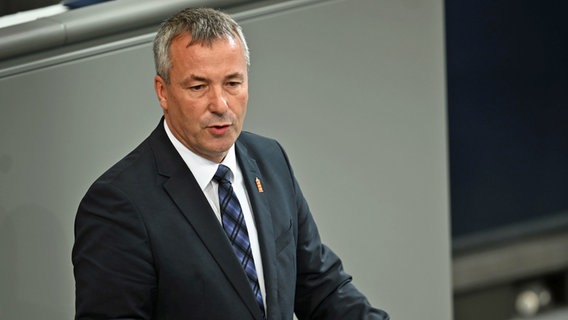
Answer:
255, 177, 264, 193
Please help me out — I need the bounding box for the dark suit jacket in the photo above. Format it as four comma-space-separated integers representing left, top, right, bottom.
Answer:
72, 119, 389, 320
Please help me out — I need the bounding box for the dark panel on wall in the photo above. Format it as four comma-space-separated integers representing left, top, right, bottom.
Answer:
446, 0, 568, 247
0, 0, 60, 16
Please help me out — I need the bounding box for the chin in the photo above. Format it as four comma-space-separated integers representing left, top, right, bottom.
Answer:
209, 141, 234, 154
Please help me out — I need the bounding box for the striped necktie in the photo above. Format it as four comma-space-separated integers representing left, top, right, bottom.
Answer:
213, 164, 265, 317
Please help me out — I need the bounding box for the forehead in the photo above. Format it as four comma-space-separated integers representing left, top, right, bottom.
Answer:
169, 33, 242, 59
168, 33, 246, 77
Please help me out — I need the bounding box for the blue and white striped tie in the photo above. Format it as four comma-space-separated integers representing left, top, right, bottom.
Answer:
213, 164, 265, 318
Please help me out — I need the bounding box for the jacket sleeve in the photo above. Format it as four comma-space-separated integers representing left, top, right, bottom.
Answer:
274, 144, 389, 320
72, 181, 156, 320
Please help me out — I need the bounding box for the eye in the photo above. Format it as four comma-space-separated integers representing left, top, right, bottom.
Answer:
226, 81, 240, 87
189, 84, 205, 91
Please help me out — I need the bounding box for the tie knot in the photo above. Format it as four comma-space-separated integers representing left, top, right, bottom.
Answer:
213, 164, 232, 185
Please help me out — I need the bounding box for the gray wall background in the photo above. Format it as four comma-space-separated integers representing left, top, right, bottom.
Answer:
0, 0, 451, 319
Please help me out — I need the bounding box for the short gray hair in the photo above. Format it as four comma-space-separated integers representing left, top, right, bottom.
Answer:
153, 8, 250, 83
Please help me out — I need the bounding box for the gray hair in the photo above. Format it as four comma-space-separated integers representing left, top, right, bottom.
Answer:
153, 8, 250, 83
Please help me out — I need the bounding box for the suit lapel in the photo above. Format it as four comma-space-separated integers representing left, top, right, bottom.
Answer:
236, 140, 278, 318
148, 121, 264, 319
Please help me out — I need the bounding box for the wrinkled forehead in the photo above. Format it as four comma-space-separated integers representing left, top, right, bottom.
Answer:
175, 31, 239, 49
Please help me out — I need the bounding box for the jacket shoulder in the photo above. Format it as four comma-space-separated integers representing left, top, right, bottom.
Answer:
237, 131, 283, 157
238, 131, 278, 145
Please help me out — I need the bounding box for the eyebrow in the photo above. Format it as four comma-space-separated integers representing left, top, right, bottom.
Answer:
180, 73, 245, 86
225, 72, 245, 81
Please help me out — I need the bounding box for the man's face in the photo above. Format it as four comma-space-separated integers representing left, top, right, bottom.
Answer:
154, 33, 248, 163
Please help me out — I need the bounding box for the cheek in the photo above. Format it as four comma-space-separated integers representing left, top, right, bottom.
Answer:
235, 94, 248, 117
171, 96, 203, 119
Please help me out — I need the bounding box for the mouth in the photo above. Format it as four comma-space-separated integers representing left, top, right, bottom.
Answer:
209, 123, 230, 129
207, 123, 231, 135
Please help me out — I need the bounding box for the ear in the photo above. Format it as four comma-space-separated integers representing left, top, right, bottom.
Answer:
154, 75, 168, 113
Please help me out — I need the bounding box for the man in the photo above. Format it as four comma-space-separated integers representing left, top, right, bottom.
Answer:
72, 7, 389, 320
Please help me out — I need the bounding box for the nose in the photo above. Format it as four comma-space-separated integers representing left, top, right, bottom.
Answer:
208, 86, 229, 114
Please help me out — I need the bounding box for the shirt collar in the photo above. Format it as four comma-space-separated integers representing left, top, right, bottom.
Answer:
163, 120, 238, 190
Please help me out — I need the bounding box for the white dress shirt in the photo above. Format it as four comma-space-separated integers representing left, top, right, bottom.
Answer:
163, 121, 267, 308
